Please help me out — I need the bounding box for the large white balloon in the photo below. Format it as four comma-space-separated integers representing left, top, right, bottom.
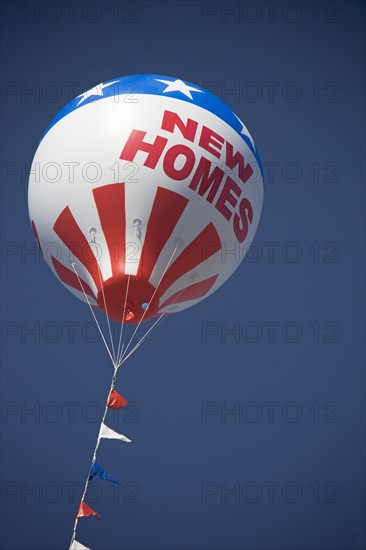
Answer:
28, 74, 264, 323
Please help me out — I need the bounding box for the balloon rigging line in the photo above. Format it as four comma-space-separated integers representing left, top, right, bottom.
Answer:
119, 243, 179, 364
71, 262, 115, 367
69, 364, 119, 548
95, 250, 117, 366
118, 243, 178, 364
115, 270, 131, 364
118, 288, 185, 366
118, 312, 166, 366
53, 180, 118, 366
116, 226, 137, 364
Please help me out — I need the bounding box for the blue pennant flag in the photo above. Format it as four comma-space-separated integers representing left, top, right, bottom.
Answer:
89, 461, 120, 484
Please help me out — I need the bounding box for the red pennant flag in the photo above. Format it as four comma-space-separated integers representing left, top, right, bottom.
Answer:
77, 501, 100, 520
108, 389, 128, 409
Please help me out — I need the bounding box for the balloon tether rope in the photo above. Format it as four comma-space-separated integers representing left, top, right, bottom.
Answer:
94, 248, 117, 365
71, 262, 115, 366
118, 286, 185, 366
116, 226, 137, 364
118, 243, 179, 364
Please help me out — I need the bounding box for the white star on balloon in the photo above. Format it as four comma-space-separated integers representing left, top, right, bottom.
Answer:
76, 81, 119, 106
155, 78, 204, 100
233, 113, 255, 149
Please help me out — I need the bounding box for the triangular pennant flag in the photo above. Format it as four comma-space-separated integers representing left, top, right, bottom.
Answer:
98, 422, 131, 443
89, 461, 120, 484
77, 501, 100, 520
108, 389, 128, 409
70, 540, 91, 550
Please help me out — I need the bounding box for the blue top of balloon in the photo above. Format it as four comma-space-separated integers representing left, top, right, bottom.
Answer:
42, 73, 262, 173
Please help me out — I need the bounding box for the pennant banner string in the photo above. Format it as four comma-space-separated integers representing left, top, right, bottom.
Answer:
69, 244, 180, 549
69, 363, 119, 548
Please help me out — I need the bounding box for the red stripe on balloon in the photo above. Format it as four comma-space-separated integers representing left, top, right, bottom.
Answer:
136, 187, 188, 281
93, 183, 126, 278
31, 220, 43, 256
158, 274, 219, 310
53, 206, 101, 290
155, 222, 221, 301
51, 256, 96, 299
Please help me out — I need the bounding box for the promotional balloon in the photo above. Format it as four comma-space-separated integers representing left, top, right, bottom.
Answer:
28, 74, 263, 325
28, 74, 264, 549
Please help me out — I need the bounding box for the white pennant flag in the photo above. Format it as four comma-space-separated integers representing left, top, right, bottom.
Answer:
98, 422, 132, 443
70, 540, 91, 550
